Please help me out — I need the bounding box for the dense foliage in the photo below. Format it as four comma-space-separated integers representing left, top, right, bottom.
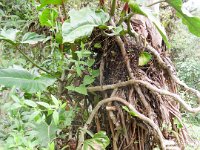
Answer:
0, 0, 200, 150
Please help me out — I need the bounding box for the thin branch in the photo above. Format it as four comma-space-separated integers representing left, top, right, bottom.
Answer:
127, 13, 137, 37
147, 0, 166, 7
87, 79, 200, 113
61, 0, 67, 20
110, 0, 117, 17
77, 97, 166, 150
17, 47, 52, 75
17, 47, 62, 82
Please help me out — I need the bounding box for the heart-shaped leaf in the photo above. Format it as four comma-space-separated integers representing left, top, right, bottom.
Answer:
166, 0, 200, 37
0, 28, 20, 44
62, 7, 109, 43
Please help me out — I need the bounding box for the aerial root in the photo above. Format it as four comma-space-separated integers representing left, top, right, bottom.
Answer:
146, 44, 200, 103
87, 79, 200, 113
77, 97, 167, 150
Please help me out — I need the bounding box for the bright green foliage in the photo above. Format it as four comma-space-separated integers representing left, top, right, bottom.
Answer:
128, 2, 170, 48
122, 106, 138, 117
167, 0, 200, 37
39, 8, 58, 27
138, 52, 152, 66
83, 75, 95, 85
0, 93, 76, 149
0, 68, 56, 93
62, 7, 109, 43
66, 85, 88, 95
173, 117, 183, 129
0, 28, 20, 44
21, 32, 46, 44
83, 131, 110, 150
66, 44, 99, 95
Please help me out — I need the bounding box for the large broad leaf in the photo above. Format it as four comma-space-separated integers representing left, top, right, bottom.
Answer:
62, 7, 109, 43
82, 131, 110, 150
0, 28, 20, 44
166, 0, 200, 37
21, 32, 46, 44
39, 8, 58, 27
0, 68, 56, 93
128, 2, 170, 48
33, 121, 58, 147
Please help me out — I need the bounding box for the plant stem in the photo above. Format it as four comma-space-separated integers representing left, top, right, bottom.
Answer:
147, 0, 165, 7
110, 0, 117, 17
62, 0, 67, 19
17, 47, 54, 76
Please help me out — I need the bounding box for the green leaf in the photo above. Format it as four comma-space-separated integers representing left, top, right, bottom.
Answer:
94, 43, 102, 49
24, 100, 37, 107
62, 8, 109, 43
90, 69, 100, 78
87, 59, 95, 67
139, 52, 152, 66
39, 8, 58, 27
0, 28, 20, 44
122, 106, 138, 117
128, 2, 170, 48
34, 121, 58, 147
21, 32, 46, 44
166, 0, 200, 37
48, 141, 55, 150
51, 95, 59, 107
83, 75, 95, 85
66, 85, 75, 91
29, 111, 41, 121
66, 85, 87, 95
83, 131, 110, 150
39, 0, 63, 5
53, 111, 59, 125
75, 85, 87, 95
37, 102, 50, 109
0, 68, 56, 93
173, 117, 183, 129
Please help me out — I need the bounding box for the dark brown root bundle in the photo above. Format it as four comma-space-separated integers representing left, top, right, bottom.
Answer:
75, 17, 200, 150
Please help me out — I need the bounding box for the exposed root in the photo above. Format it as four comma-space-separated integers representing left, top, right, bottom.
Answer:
146, 44, 200, 103
75, 16, 200, 150
88, 79, 200, 113
77, 97, 166, 150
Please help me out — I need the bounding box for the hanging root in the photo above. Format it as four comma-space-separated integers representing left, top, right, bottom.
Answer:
77, 97, 167, 150
87, 79, 200, 113
76, 18, 200, 150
